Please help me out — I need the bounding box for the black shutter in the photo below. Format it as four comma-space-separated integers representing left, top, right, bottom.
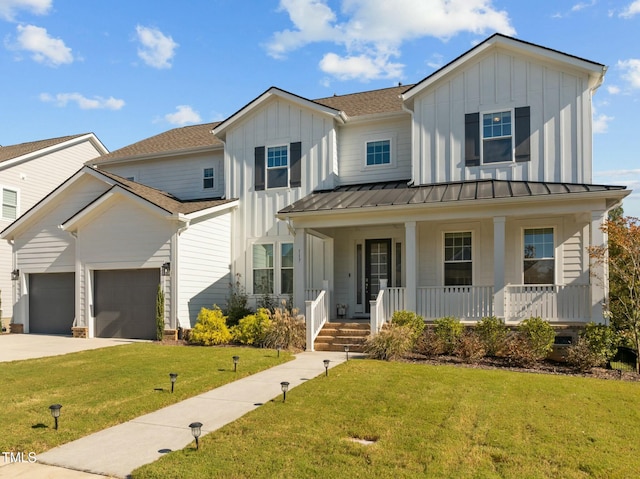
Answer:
289, 141, 301, 188
515, 106, 530, 163
465, 112, 480, 167
255, 146, 265, 191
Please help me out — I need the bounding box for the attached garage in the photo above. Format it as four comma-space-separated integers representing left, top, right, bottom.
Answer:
29, 273, 75, 335
94, 269, 159, 340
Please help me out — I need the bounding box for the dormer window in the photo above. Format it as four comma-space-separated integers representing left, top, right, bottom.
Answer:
203, 167, 214, 189
482, 111, 512, 164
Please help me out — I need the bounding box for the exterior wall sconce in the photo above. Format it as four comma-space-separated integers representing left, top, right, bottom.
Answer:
11, 269, 19, 281
161, 262, 171, 277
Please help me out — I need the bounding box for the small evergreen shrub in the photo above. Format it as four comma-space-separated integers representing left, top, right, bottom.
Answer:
231, 309, 272, 346
263, 303, 306, 351
454, 330, 486, 363
363, 323, 414, 361
566, 338, 602, 372
189, 306, 232, 345
391, 310, 425, 344
566, 323, 618, 371
517, 317, 555, 361
225, 274, 253, 327
413, 327, 444, 357
476, 316, 508, 356
156, 284, 165, 341
434, 316, 464, 354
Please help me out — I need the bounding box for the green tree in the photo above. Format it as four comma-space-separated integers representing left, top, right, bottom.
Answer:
589, 215, 640, 372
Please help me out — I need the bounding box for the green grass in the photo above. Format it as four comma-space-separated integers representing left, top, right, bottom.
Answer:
0, 343, 290, 453
133, 360, 640, 479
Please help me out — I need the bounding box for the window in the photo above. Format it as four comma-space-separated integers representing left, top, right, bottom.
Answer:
524, 228, 554, 284
253, 244, 274, 294
267, 145, 288, 188
281, 243, 293, 295
2, 188, 17, 220
482, 111, 512, 164
444, 232, 472, 286
203, 168, 214, 189
366, 140, 391, 166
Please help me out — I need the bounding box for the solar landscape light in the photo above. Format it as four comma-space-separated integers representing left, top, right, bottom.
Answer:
323, 359, 330, 376
277, 345, 281, 358
344, 344, 350, 361
233, 355, 239, 372
169, 372, 178, 393
49, 404, 62, 430
280, 381, 290, 402
189, 422, 203, 450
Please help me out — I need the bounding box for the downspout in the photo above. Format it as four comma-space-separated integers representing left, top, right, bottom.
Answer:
171, 215, 190, 330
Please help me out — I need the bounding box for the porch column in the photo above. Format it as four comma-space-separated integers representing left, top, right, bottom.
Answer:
293, 227, 308, 314
493, 216, 506, 319
590, 210, 607, 323
405, 221, 417, 312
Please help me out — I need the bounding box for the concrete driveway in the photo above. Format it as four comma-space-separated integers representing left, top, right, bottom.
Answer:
0, 334, 142, 362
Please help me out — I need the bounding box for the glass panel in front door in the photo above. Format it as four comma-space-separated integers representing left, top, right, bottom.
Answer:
365, 239, 391, 313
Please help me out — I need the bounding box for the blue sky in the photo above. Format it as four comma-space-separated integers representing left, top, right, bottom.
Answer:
1, 0, 639, 215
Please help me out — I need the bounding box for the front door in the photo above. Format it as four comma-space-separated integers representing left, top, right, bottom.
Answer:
365, 239, 392, 313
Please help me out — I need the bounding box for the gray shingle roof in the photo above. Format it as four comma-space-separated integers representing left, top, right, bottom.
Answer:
0, 134, 90, 164
314, 84, 412, 117
279, 179, 627, 214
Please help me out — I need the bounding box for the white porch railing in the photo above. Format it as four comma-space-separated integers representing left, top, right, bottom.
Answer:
505, 285, 590, 322
384, 287, 406, 320
304, 281, 329, 351
370, 288, 387, 334
417, 286, 494, 320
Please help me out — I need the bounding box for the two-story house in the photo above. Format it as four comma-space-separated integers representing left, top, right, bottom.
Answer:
0, 134, 107, 332
1, 35, 629, 347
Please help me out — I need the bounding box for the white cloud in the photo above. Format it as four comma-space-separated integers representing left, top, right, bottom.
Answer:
618, 59, 640, 89
164, 105, 201, 125
426, 53, 444, 70
40, 92, 125, 110
12, 24, 72, 66
620, 0, 640, 18
135, 25, 178, 69
571, 1, 596, 12
0, 0, 51, 21
266, 0, 515, 81
593, 113, 613, 134
607, 85, 621, 95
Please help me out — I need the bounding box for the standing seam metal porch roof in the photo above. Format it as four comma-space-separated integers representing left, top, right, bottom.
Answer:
278, 179, 627, 214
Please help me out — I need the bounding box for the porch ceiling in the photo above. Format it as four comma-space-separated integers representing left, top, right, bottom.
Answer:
278, 179, 626, 215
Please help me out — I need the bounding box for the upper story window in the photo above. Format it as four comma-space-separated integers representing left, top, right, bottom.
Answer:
2, 187, 18, 221
523, 228, 554, 284
255, 142, 301, 191
366, 140, 391, 166
465, 107, 530, 167
482, 111, 512, 164
203, 167, 214, 189
444, 232, 472, 286
267, 146, 288, 189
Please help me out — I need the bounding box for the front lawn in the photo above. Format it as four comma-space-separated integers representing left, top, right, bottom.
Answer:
133, 360, 640, 479
0, 343, 290, 453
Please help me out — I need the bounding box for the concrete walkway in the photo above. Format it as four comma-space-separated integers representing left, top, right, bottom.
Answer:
2, 350, 352, 479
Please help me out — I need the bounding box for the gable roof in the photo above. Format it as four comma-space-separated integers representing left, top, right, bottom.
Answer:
91, 122, 223, 165
0, 133, 108, 167
314, 84, 412, 118
403, 33, 606, 105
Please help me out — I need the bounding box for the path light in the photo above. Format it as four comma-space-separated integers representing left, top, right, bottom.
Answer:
277, 345, 281, 358
49, 404, 62, 430
189, 422, 203, 450
280, 381, 290, 402
233, 356, 239, 372
169, 373, 178, 393
344, 345, 350, 361
323, 359, 330, 377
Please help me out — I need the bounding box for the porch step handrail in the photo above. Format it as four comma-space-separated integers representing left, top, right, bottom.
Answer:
305, 284, 329, 352
370, 289, 386, 334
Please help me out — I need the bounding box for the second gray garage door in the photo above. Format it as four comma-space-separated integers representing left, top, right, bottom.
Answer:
29, 272, 75, 335
94, 269, 159, 340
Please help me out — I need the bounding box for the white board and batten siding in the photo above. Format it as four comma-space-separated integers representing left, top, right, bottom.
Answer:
224, 97, 336, 284
103, 151, 225, 201
412, 49, 594, 186
177, 213, 232, 328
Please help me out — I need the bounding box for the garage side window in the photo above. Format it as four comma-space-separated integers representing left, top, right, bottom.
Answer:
2, 187, 18, 220
253, 244, 274, 294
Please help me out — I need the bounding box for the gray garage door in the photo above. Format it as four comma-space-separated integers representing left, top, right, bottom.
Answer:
94, 269, 159, 340
29, 273, 75, 335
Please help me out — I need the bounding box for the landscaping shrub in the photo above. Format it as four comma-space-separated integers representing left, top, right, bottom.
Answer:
189, 306, 232, 345
454, 330, 486, 363
156, 284, 165, 341
502, 333, 539, 367
225, 274, 253, 326
517, 317, 555, 361
434, 316, 464, 354
263, 303, 306, 351
566, 322, 618, 371
256, 294, 278, 313
231, 309, 272, 346
413, 327, 444, 357
476, 316, 508, 356
363, 323, 414, 360
391, 310, 425, 344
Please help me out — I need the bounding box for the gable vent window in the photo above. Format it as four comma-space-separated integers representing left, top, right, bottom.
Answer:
2, 187, 18, 220
203, 167, 214, 189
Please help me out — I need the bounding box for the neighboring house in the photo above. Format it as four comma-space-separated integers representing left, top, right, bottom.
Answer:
0, 134, 108, 332
1, 34, 630, 347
